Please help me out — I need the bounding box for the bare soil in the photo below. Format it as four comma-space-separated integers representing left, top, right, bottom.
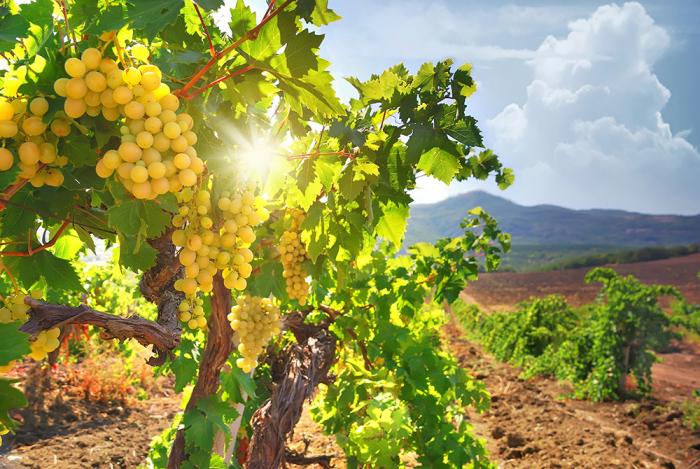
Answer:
464, 253, 700, 310
446, 318, 700, 468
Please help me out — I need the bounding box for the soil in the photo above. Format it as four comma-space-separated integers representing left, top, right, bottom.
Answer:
445, 317, 700, 468
464, 253, 700, 310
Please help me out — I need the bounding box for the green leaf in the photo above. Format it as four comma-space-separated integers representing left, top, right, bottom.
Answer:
0, 13, 30, 53
117, 234, 157, 272
197, 0, 224, 11
0, 189, 35, 238
126, 0, 185, 40
0, 379, 26, 428
0, 323, 30, 366
376, 202, 409, 250
5, 250, 83, 291
61, 134, 99, 167
416, 147, 460, 184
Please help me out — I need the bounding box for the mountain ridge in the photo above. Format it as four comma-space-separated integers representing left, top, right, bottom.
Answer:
404, 191, 700, 248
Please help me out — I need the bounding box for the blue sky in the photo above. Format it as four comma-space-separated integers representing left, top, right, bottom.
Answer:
230, 1, 700, 214
316, 1, 700, 214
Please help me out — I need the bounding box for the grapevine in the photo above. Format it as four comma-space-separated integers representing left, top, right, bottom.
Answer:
0, 2, 517, 468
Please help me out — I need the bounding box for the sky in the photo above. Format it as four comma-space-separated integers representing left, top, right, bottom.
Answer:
312, 1, 700, 215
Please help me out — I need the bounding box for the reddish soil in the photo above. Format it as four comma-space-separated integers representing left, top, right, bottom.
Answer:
445, 317, 700, 468
464, 253, 700, 310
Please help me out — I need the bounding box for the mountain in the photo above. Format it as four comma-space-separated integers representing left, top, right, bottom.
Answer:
405, 191, 700, 248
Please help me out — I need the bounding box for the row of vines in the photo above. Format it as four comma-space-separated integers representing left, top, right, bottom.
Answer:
456, 268, 700, 402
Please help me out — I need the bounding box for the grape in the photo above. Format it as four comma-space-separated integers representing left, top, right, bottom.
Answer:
29, 97, 49, 116
65, 77, 88, 99
81, 48, 102, 70
39, 142, 57, 164
29, 327, 62, 361
65, 58, 86, 78
85, 71, 107, 92
96, 159, 114, 178
45, 169, 64, 187
123, 67, 142, 86
145, 102, 161, 118
53, 78, 69, 97
64, 98, 87, 118
22, 116, 47, 136
147, 161, 166, 179
99, 58, 118, 75
130, 165, 149, 183
102, 106, 120, 121
0, 101, 14, 121
178, 169, 197, 187
19, 142, 40, 165
118, 142, 142, 163
0, 120, 18, 138
173, 153, 190, 170
124, 101, 145, 120
163, 121, 181, 139
102, 150, 121, 170
100, 89, 117, 108
50, 119, 71, 137
84, 91, 101, 107
0, 148, 14, 171
112, 86, 133, 105
144, 116, 162, 134
132, 181, 153, 199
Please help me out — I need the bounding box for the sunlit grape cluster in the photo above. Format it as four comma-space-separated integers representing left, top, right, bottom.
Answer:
171, 184, 269, 329
0, 291, 35, 323
280, 210, 310, 305
0, 98, 70, 187
52, 45, 204, 200
177, 296, 207, 330
29, 327, 61, 361
227, 296, 281, 373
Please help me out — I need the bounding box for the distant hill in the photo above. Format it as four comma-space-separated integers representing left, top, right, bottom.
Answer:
405, 191, 700, 270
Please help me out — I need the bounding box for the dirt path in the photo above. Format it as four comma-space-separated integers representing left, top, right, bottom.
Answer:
445, 318, 700, 468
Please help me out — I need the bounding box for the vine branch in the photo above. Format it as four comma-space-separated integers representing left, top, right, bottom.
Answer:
174, 0, 293, 98
193, 2, 216, 57
0, 218, 70, 257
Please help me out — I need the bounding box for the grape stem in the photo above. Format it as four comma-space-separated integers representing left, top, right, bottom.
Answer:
193, 2, 216, 58
182, 64, 256, 100
174, 0, 293, 98
0, 218, 70, 257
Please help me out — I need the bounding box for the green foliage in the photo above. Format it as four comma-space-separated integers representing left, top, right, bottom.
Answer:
458, 269, 682, 402
540, 244, 700, 272
0, 1, 514, 466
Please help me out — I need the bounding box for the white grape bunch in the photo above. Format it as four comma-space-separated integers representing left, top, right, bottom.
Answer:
280, 210, 310, 305
227, 295, 281, 373
171, 183, 270, 329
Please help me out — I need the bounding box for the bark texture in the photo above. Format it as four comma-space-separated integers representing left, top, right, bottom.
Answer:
246, 312, 337, 469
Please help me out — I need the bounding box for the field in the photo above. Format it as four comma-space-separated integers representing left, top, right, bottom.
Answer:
2, 254, 700, 468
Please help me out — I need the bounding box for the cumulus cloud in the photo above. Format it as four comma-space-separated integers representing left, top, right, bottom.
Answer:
487, 2, 700, 214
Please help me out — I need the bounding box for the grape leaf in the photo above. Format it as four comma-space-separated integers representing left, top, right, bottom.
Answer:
0, 323, 30, 366
0, 13, 30, 53
416, 147, 460, 184
125, 0, 184, 40
0, 379, 26, 428
376, 202, 409, 250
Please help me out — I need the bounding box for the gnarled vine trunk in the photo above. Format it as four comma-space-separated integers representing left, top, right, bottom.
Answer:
246, 313, 337, 468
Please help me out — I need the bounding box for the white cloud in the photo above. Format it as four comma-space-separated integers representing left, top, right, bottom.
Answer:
486, 2, 700, 214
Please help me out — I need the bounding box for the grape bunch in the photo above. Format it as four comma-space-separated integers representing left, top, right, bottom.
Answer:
0, 97, 70, 187
53, 45, 204, 200
0, 291, 35, 323
177, 296, 206, 330
171, 184, 269, 329
29, 327, 61, 361
280, 210, 310, 305
227, 296, 281, 373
